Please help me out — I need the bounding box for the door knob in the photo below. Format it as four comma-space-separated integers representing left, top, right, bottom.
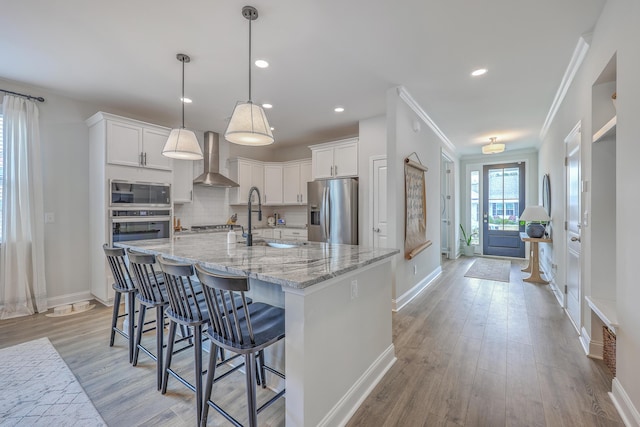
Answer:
571, 236, 581, 242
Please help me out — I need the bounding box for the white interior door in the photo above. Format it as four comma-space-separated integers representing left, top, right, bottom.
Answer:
441, 154, 453, 258
565, 123, 582, 331
371, 157, 387, 248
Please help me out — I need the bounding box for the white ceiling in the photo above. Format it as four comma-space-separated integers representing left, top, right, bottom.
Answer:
0, 0, 605, 156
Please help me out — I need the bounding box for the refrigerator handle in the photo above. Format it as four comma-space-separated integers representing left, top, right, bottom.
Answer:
326, 186, 331, 241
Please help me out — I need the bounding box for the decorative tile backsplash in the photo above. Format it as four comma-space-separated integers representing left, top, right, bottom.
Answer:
174, 188, 308, 229
174, 186, 231, 228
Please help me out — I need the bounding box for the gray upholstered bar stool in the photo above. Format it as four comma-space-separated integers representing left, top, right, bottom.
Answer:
103, 244, 137, 363
126, 249, 170, 390
195, 264, 285, 427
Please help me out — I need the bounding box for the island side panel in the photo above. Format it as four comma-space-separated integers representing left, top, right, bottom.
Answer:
284, 258, 396, 427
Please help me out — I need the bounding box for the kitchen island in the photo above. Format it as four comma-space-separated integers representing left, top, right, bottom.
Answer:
117, 232, 399, 427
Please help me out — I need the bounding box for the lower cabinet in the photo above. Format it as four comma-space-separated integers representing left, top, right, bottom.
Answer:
281, 229, 308, 241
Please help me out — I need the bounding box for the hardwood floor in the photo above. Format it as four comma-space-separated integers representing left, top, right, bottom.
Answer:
0, 256, 623, 426
348, 256, 623, 427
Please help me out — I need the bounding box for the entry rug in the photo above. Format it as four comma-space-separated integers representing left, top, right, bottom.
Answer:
464, 258, 511, 282
0, 337, 106, 426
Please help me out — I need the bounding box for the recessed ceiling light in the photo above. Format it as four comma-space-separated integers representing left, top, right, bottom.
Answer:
255, 59, 269, 68
270, 127, 275, 131
334, 106, 345, 113
471, 68, 488, 77
262, 103, 273, 109
181, 97, 193, 103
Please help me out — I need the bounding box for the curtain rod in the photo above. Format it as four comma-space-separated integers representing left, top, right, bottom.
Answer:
1, 88, 45, 103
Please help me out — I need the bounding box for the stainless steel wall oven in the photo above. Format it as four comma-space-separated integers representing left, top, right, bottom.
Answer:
110, 209, 172, 243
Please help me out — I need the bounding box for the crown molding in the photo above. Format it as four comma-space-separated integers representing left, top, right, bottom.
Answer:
540, 35, 591, 141
396, 86, 457, 154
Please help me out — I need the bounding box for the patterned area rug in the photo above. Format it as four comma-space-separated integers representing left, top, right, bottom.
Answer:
464, 258, 511, 282
0, 337, 106, 426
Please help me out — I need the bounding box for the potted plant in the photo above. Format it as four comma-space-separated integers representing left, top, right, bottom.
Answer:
460, 224, 477, 256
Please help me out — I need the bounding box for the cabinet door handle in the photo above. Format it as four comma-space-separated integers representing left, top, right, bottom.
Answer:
190, 190, 192, 201
143, 152, 147, 166
330, 165, 333, 176
139, 152, 143, 166
334, 165, 337, 175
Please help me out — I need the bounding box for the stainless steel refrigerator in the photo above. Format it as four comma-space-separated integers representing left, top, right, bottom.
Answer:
307, 178, 358, 244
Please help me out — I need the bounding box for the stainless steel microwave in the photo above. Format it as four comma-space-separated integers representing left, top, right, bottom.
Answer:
110, 180, 171, 207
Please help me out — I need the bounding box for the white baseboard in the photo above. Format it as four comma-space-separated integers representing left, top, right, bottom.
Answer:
47, 291, 95, 309
392, 266, 442, 312
611, 378, 640, 427
580, 326, 603, 358
317, 344, 396, 427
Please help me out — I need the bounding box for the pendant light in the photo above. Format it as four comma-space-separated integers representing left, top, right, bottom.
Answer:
482, 137, 505, 155
224, 6, 274, 146
162, 53, 204, 160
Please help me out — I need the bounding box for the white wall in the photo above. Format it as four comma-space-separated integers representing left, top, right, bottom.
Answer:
538, 0, 640, 420
386, 88, 442, 303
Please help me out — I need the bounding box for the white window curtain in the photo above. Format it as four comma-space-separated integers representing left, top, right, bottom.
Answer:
0, 95, 47, 319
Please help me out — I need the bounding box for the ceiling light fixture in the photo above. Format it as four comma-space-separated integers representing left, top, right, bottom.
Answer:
255, 59, 269, 68
334, 106, 345, 113
181, 97, 192, 104
471, 68, 488, 77
224, 6, 274, 146
262, 103, 273, 109
162, 54, 204, 160
482, 137, 505, 154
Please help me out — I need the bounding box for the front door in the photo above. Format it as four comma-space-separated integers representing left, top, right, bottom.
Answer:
482, 162, 525, 257
565, 123, 582, 330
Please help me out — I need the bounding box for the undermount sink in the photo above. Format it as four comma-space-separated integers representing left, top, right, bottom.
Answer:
267, 242, 298, 249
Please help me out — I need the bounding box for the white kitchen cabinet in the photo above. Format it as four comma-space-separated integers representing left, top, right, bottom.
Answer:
172, 159, 193, 203
255, 228, 272, 238
310, 138, 358, 179
86, 111, 175, 304
106, 117, 172, 171
263, 163, 283, 205
229, 158, 264, 204
283, 159, 312, 204
281, 228, 308, 241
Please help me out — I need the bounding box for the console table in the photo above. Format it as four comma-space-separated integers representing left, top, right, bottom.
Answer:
519, 232, 552, 284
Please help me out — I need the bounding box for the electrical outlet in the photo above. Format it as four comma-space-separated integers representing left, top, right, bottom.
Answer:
413, 265, 417, 275
44, 212, 55, 223
351, 280, 358, 300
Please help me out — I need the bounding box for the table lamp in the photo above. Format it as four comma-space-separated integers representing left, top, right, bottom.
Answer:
520, 205, 551, 238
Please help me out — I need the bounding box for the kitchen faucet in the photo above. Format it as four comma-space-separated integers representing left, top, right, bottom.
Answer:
244, 186, 262, 246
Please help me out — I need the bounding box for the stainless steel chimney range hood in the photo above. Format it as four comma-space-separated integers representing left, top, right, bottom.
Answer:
193, 131, 239, 187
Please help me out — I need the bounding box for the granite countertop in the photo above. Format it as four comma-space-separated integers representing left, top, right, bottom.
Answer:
116, 233, 399, 289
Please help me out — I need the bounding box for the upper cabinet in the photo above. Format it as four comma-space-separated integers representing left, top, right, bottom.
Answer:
283, 159, 312, 204
229, 158, 264, 205
263, 163, 283, 205
309, 138, 358, 179
105, 116, 172, 171
172, 159, 194, 203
